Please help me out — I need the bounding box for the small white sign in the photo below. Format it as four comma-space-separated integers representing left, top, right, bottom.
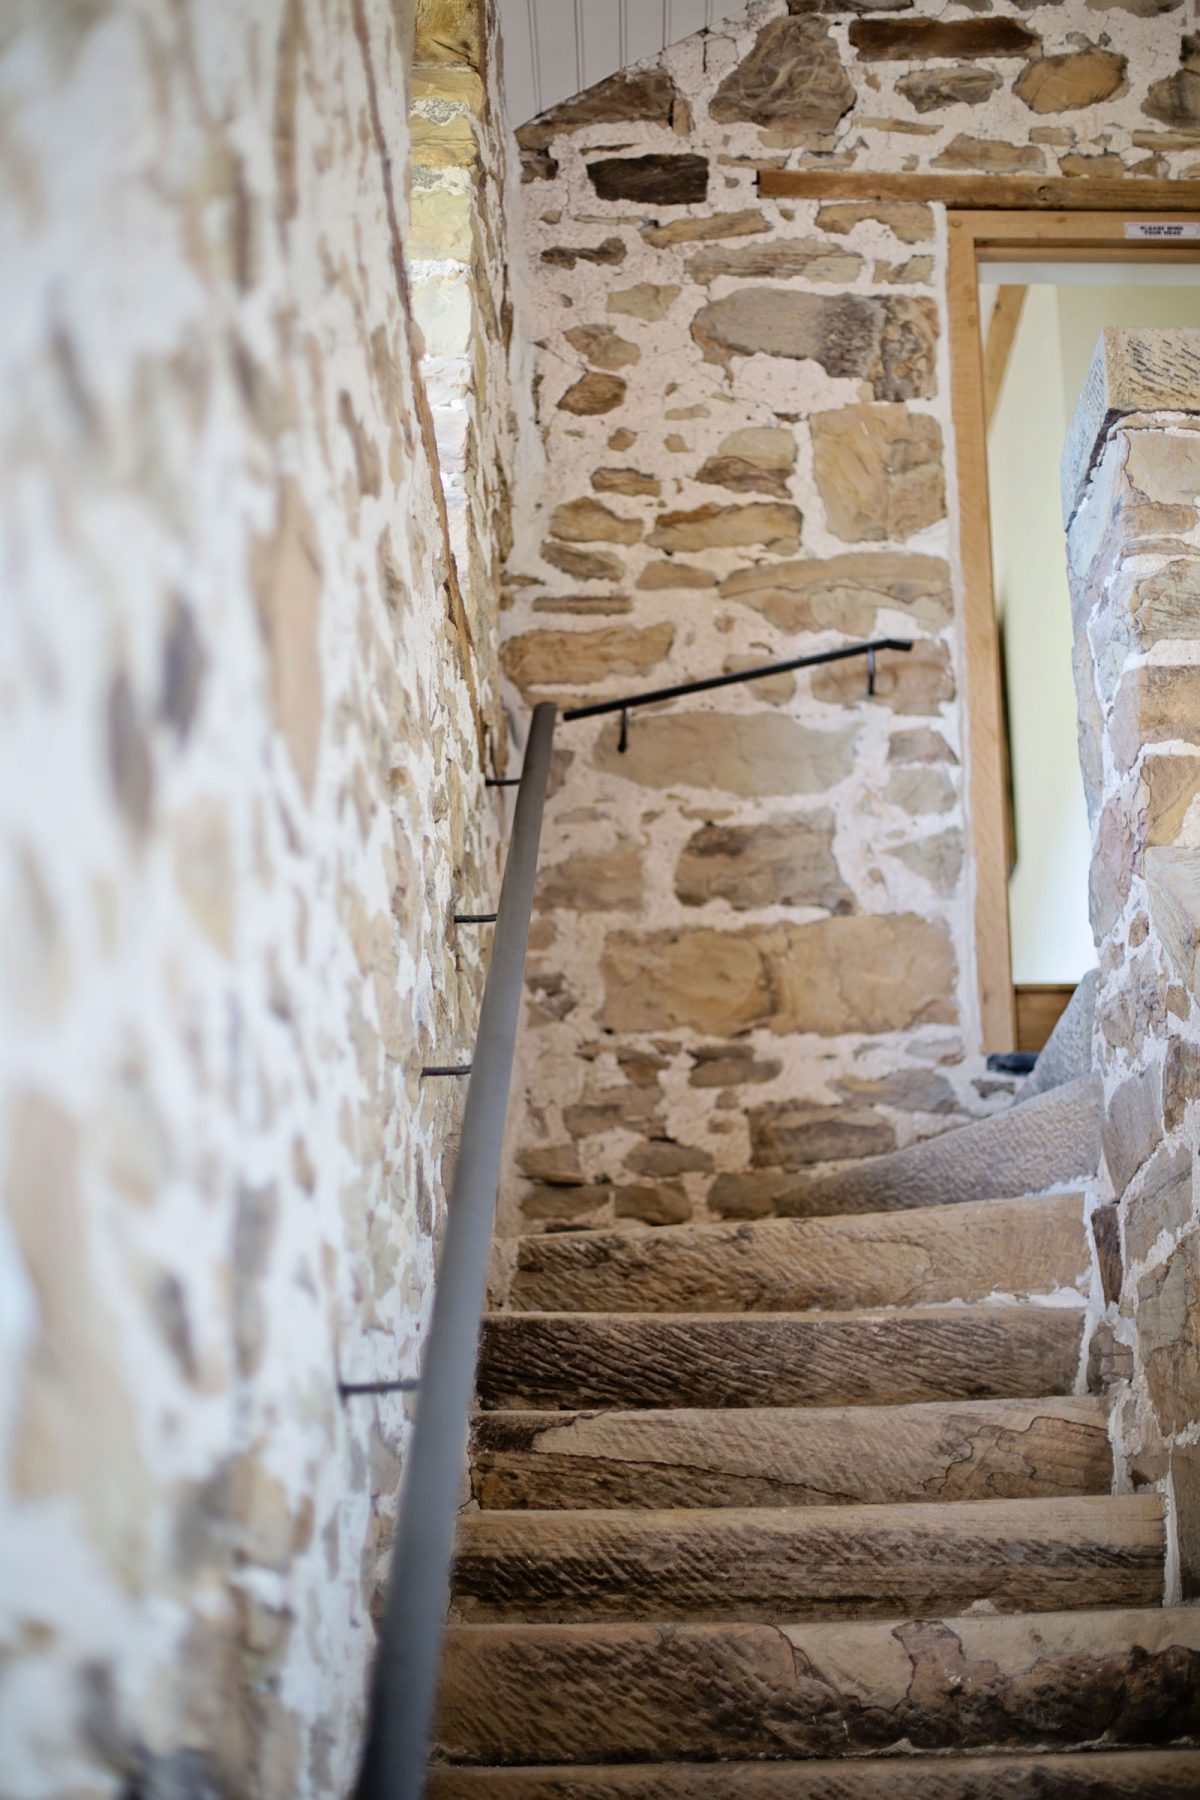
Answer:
1124, 221, 1200, 240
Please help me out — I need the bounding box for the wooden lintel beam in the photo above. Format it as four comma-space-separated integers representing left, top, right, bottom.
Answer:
758, 170, 1200, 212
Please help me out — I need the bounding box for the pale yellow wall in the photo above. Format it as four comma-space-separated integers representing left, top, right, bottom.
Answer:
987, 276, 1200, 987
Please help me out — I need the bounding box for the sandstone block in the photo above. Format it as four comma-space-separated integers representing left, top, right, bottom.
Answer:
685, 240, 861, 284
477, 1306, 1084, 1412
606, 283, 680, 321
691, 291, 938, 401
502, 1191, 1086, 1316
720, 551, 951, 635
898, 66, 1003, 111
1113, 664, 1200, 770
1015, 46, 1127, 111
1143, 752, 1200, 845
1146, 846, 1200, 993
502, 624, 673, 692
933, 134, 1044, 171
838, 1067, 959, 1113
695, 427, 796, 497
601, 914, 956, 1036
1124, 1146, 1192, 1268
813, 638, 954, 714
647, 502, 802, 554
563, 325, 640, 371
893, 831, 963, 894
817, 202, 933, 244
1172, 1440, 1200, 1599
537, 844, 644, 913
436, 1606, 1197, 1771
517, 68, 683, 150
592, 711, 857, 796
541, 239, 626, 269
587, 155, 709, 205
849, 18, 1039, 56
688, 1044, 782, 1088
548, 498, 641, 544
640, 210, 767, 248
885, 766, 956, 814
451, 1495, 1162, 1624
541, 542, 624, 582
710, 16, 855, 142
1104, 1073, 1162, 1196
674, 812, 852, 913
634, 560, 717, 590
557, 372, 627, 416
1136, 1228, 1200, 1433
749, 1102, 895, 1169
811, 403, 945, 543
591, 468, 659, 498
1143, 65, 1200, 129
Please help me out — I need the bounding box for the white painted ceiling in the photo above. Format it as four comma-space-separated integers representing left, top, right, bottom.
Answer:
496, 0, 746, 127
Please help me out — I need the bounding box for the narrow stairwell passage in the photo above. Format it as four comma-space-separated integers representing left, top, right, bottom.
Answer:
429, 1075, 1200, 1796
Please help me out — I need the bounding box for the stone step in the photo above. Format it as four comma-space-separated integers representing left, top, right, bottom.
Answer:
427, 1752, 1200, 1798
477, 1306, 1083, 1412
435, 1606, 1200, 1765
772, 1075, 1101, 1217
469, 1394, 1111, 1510
450, 1494, 1164, 1624
496, 1193, 1088, 1315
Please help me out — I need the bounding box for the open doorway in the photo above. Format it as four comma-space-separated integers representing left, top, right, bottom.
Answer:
948, 211, 1200, 1052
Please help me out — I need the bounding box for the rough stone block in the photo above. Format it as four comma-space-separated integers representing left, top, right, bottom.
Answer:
586, 155, 709, 205
810, 405, 945, 543
674, 813, 852, 913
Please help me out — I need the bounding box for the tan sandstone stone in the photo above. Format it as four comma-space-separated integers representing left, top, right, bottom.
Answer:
640, 210, 768, 248
691, 290, 937, 402
557, 372, 627, 416
674, 813, 853, 913
813, 639, 954, 714
709, 16, 855, 145
563, 325, 640, 371
601, 915, 956, 1036
607, 284, 681, 322
648, 502, 802, 555
1014, 46, 1128, 113
502, 625, 674, 692
720, 552, 951, 635
685, 241, 862, 285
548, 499, 642, 545
811, 405, 946, 543
250, 477, 323, 802
816, 203, 934, 245
635, 561, 718, 590
695, 428, 797, 497
592, 711, 856, 797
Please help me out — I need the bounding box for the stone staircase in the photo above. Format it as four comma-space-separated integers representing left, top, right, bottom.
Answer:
429, 1069, 1200, 1796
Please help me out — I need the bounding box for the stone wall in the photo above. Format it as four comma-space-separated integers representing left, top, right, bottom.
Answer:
500, 0, 1197, 1235
0, 2, 515, 1793
1063, 327, 1200, 1604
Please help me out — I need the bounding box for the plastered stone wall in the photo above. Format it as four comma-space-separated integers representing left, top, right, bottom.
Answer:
0, 1, 515, 1793
1063, 327, 1200, 1604
500, 0, 1198, 1237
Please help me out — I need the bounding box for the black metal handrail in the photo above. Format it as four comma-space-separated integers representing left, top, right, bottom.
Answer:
563, 636, 914, 748
353, 635, 912, 1799
354, 700, 556, 1800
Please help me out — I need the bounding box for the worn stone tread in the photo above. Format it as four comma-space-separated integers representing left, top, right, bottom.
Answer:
435, 1606, 1200, 1765
469, 1395, 1111, 1510
498, 1193, 1087, 1315
477, 1306, 1084, 1412
427, 1751, 1200, 1797
451, 1494, 1164, 1623
779, 1077, 1102, 1216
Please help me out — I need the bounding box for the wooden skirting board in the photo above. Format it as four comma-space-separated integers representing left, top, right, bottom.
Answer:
759, 171, 1200, 212
1015, 984, 1076, 1054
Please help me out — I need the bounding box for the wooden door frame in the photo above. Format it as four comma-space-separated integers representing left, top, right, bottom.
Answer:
946, 208, 1200, 1050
